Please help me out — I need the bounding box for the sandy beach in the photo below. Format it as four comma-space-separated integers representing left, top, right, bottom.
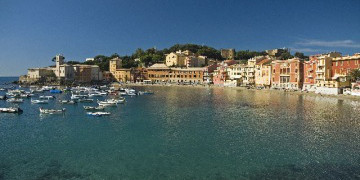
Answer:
123, 83, 360, 102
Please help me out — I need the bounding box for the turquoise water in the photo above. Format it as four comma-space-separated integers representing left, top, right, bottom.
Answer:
1, 77, 360, 179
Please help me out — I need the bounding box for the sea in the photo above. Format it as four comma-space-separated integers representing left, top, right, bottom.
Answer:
1, 77, 360, 179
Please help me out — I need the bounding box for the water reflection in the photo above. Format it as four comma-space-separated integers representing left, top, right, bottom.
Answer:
1, 86, 360, 179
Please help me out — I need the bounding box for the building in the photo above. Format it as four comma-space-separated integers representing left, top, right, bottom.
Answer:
73, 65, 92, 83
213, 66, 228, 86
165, 50, 206, 67
147, 63, 171, 83
26, 67, 55, 83
221, 49, 235, 60
271, 58, 304, 90
146, 63, 206, 84
302, 56, 317, 91
255, 59, 272, 88
85, 58, 94, 62
169, 67, 206, 84
331, 53, 360, 85
315, 52, 341, 87
224, 64, 246, 87
265, 48, 289, 57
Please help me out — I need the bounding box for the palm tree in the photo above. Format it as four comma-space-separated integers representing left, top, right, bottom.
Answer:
349, 69, 360, 82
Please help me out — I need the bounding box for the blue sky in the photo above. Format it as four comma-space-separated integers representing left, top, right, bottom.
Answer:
0, 0, 359, 76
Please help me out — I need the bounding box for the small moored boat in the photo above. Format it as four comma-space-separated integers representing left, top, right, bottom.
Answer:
83, 106, 105, 110
39, 96, 56, 99
39, 107, 66, 114
87, 112, 111, 116
59, 100, 77, 104
0, 95, 7, 100
31, 99, 49, 104
0, 107, 23, 113
78, 98, 94, 103
6, 98, 24, 103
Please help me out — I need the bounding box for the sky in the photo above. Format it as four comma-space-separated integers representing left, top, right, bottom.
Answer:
0, 0, 359, 76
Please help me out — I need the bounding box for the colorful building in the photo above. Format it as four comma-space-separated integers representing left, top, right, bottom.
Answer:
303, 56, 317, 91
271, 58, 303, 90
255, 59, 272, 88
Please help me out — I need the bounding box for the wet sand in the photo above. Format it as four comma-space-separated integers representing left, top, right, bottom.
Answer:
123, 83, 360, 102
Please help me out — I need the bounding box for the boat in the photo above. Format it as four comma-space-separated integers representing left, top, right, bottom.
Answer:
78, 98, 94, 103
70, 94, 89, 100
97, 100, 117, 107
137, 91, 154, 95
0, 107, 23, 113
39, 95, 56, 99
50, 89, 62, 93
40, 86, 54, 91
20, 94, 31, 98
88, 93, 102, 97
31, 99, 49, 104
83, 106, 105, 110
87, 111, 111, 116
6, 98, 24, 103
0, 95, 7, 100
106, 98, 125, 104
59, 100, 77, 104
39, 107, 66, 114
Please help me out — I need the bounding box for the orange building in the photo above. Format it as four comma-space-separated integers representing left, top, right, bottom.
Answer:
146, 63, 206, 84
303, 56, 317, 91
271, 58, 303, 90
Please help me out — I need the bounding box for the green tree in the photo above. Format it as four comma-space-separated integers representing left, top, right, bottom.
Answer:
294, 52, 308, 59
66, 61, 80, 65
236, 50, 266, 60
279, 52, 294, 60
349, 69, 360, 82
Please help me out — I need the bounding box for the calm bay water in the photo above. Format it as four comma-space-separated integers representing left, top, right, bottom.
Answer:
1, 77, 360, 179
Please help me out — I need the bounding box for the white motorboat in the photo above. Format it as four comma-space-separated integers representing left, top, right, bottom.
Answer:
89, 93, 102, 97
39, 95, 55, 99
20, 94, 31, 98
6, 98, 24, 103
87, 111, 111, 116
78, 98, 94, 103
83, 106, 105, 110
97, 100, 117, 107
40, 86, 54, 91
70, 94, 89, 100
106, 98, 125, 104
39, 107, 66, 114
0, 107, 23, 113
0, 95, 7, 100
59, 100, 77, 104
31, 99, 49, 104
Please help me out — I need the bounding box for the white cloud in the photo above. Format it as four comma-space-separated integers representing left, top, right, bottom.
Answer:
296, 39, 360, 48
290, 48, 325, 53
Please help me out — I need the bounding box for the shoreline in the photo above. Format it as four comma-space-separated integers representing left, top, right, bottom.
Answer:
124, 83, 360, 102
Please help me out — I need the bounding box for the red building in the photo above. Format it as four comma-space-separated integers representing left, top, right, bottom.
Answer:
303, 56, 317, 91
331, 53, 360, 77
271, 58, 304, 90
212, 66, 228, 86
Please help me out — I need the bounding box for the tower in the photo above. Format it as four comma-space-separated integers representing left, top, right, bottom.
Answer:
54, 54, 65, 78
109, 57, 122, 73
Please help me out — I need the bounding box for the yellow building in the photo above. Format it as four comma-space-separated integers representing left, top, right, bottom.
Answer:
315, 52, 342, 87
255, 59, 272, 88
165, 50, 206, 67
146, 63, 205, 84
109, 57, 133, 82
165, 52, 186, 67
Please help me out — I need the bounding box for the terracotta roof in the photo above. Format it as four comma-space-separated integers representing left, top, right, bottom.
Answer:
147, 63, 170, 69
256, 59, 271, 65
